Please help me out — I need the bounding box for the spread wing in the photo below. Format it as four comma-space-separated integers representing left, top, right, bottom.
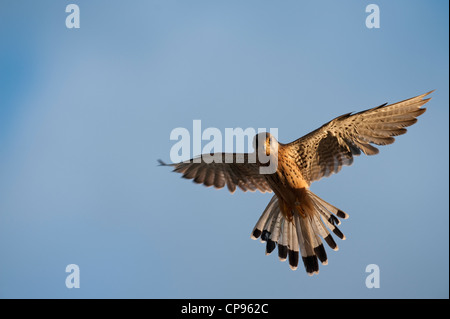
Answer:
287, 91, 433, 184
158, 153, 272, 194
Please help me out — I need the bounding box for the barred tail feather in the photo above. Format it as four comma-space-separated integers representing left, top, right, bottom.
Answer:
278, 218, 288, 261
251, 191, 348, 275
251, 195, 278, 240
288, 221, 299, 270
294, 213, 319, 275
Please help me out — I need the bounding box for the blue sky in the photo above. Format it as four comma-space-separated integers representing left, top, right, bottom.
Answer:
0, 0, 448, 298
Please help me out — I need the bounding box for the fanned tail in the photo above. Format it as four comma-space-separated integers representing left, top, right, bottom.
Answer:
251, 190, 348, 275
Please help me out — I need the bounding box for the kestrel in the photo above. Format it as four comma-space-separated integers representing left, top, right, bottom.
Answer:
160, 91, 432, 275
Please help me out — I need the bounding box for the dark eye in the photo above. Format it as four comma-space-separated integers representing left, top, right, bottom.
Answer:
266, 133, 271, 143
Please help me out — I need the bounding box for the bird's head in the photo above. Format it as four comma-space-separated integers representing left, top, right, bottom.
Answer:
253, 132, 278, 157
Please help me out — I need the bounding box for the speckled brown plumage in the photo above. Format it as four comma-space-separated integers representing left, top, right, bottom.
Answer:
160, 91, 432, 275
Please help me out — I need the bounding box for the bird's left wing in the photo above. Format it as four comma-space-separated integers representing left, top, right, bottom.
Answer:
159, 153, 272, 193
286, 91, 433, 184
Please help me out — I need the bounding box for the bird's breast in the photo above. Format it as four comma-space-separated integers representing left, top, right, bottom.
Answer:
263, 153, 309, 209
276, 147, 309, 189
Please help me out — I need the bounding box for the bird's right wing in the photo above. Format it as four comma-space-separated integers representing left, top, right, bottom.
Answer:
159, 153, 272, 194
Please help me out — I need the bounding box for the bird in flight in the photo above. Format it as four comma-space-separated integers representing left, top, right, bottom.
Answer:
159, 91, 432, 275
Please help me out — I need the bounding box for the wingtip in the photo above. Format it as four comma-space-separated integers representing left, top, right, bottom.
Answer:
157, 159, 168, 166
419, 90, 435, 101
